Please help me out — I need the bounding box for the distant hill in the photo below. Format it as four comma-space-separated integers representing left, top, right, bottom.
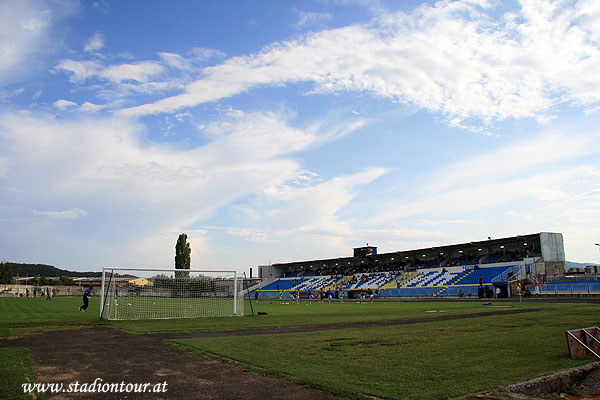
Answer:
565, 261, 599, 270
7, 263, 102, 278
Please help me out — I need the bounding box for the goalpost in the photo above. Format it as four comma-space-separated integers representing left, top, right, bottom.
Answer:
100, 268, 243, 320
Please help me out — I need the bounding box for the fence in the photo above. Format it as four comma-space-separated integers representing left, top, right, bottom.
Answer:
0, 284, 88, 297
534, 281, 600, 295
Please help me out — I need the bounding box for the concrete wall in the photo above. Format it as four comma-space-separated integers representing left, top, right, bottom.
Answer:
540, 232, 566, 262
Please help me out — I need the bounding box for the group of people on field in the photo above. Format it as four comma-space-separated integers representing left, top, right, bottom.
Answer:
21, 284, 94, 312
22, 287, 54, 300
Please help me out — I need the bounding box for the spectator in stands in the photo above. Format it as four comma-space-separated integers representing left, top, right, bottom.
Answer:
458, 289, 464, 298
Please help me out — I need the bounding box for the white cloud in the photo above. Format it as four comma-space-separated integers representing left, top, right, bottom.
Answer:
0, 1, 50, 85
54, 99, 77, 109
84, 32, 104, 52
32, 208, 88, 219
293, 10, 333, 29
0, 87, 24, 101
428, 130, 599, 192
0, 109, 370, 268
52, 100, 109, 113
0, 0, 78, 87
158, 48, 225, 70
262, 167, 390, 235
158, 52, 188, 70
505, 210, 534, 222
99, 61, 165, 83
55, 59, 103, 82
361, 127, 600, 262
374, 164, 599, 223
55, 59, 165, 84
188, 47, 226, 60
92, 0, 110, 14
226, 227, 277, 243
79, 101, 106, 113
118, 0, 600, 129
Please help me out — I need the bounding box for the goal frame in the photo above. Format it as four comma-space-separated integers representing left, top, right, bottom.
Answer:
100, 267, 242, 320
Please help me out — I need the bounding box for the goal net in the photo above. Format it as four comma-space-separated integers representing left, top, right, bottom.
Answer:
100, 268, 243, 320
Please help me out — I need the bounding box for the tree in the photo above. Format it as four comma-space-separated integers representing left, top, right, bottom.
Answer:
175, 233, 191, 278
0, 262, 14, 284
58, 275, 75, 286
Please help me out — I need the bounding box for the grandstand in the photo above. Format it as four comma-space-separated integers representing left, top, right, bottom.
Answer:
255, 232, 569, 299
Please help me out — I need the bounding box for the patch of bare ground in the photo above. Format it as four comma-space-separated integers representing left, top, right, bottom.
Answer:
6, 327, 337, 399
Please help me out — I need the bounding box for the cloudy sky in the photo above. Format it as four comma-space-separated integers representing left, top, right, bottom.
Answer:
1, 0, 600, 272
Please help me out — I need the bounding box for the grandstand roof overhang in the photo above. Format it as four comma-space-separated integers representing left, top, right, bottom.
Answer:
271, 232, 553, 270
406, 233, 541, 254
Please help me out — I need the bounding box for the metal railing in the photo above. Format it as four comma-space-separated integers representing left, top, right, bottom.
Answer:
535, 281, 600, 295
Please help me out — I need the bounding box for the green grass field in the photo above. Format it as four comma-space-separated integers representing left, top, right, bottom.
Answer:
1, 296, 599, 399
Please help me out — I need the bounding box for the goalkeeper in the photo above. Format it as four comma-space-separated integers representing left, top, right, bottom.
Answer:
79, 285, 93, 312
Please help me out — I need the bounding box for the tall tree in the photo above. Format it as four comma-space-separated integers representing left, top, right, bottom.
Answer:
175, 233, 191, 271
0, 262, 14, 284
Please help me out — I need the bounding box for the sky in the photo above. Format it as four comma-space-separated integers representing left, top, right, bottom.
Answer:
1, 0, 600, 273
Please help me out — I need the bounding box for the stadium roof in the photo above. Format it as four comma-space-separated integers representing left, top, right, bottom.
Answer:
272, 232, 551, 269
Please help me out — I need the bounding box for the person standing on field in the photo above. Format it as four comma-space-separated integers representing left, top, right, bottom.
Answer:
79, 285, 93, 312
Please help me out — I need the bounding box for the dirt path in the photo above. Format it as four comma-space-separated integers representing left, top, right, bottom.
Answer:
148, 307, 551, 340
7, 327, 336, 400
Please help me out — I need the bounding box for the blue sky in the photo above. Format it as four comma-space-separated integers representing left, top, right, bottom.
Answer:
1, 0, 600, 272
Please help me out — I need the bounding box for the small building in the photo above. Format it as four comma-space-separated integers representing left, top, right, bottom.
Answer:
128, 277, 153, 287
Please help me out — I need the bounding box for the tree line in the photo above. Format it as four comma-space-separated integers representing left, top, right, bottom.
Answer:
0, 262, 80, 285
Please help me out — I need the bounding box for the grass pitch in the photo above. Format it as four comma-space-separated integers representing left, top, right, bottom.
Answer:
1, 296, 599, 399
174, 303, 599, 399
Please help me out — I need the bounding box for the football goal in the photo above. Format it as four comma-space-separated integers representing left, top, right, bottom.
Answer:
100, 268, 243, 320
